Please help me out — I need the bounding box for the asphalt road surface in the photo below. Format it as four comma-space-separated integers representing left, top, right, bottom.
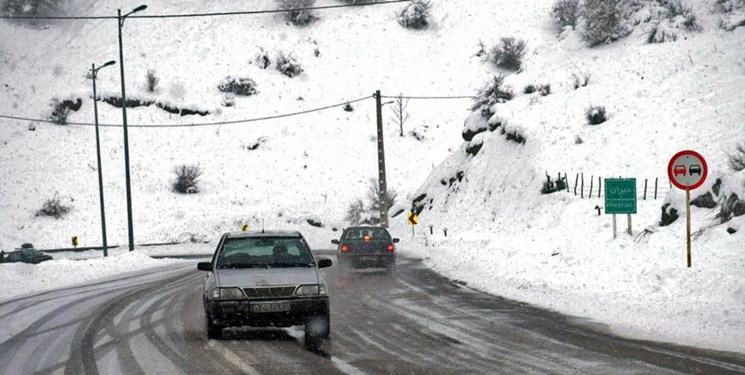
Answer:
1, 251, 744, 374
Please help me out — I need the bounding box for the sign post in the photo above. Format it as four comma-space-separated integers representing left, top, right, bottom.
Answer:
407, 212, 418, 237
667, 150, 708, 268
604, 178, 637, 239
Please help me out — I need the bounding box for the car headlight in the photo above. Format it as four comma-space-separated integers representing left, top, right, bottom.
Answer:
296, 284, 324, 296
212, 287, 244, 299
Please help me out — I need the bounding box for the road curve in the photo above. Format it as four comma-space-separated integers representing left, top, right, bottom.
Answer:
0, 252, 743, 374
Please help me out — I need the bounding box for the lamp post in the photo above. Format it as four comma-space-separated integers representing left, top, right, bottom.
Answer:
90, 60, 116, 257
117, 4, 147, 252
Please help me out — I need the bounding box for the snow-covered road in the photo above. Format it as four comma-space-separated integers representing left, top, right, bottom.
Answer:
1, 253, 743, 375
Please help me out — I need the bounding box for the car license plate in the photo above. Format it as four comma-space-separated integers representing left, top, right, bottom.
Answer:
251, 302, 290, 313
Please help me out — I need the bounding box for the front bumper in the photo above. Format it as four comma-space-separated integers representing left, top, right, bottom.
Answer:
206, 296, 329, 328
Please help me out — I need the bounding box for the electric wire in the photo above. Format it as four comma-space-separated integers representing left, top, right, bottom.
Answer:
0, 0, 412, 20
0, 96, 371, 128
380, 95, 476, 100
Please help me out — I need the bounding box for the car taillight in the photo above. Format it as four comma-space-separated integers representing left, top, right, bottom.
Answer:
387, 244, 395, 251
341, 245, 349, 252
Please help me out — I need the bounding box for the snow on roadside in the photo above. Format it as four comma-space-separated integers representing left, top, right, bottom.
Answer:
0, 250, 187, 303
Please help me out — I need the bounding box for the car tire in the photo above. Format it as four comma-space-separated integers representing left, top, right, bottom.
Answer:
304, 314, 330, 347
206, 312, 223, 340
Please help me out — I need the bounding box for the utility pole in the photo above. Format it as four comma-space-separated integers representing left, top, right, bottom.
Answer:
374, 90, 389, 228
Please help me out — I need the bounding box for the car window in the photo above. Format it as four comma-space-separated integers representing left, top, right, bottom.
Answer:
370, 228, 391, 240
217, 237, 313, 269
342, 228, 391, 241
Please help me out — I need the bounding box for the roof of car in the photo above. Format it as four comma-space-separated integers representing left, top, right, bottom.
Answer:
225, 230, 303, 239
345, 226, 388, 230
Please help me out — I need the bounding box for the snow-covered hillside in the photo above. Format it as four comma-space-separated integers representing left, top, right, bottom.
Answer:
1, 0, 744, 354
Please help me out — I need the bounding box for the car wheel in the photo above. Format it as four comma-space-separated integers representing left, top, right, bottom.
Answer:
206, 312, 223, 340
304, 314, 330, 347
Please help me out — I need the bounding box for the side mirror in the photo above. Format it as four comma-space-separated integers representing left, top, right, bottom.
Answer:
392, 238, 400, 243
317, 258, 333, 269
197, 262, 213, 271
331, 239, 339, 245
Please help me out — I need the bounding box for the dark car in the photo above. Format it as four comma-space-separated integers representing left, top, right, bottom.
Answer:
332, 226, 399, 272
3, 249, 53, 264
197, 230, 332, 345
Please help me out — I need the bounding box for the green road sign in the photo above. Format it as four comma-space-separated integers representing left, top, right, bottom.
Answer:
605, 178, 637, 214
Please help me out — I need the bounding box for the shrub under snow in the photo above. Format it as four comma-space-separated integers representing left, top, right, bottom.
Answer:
217, 76, 258, 96
581, 0, 625, 46
398, 0, 431, 30
586, 105, 607, 125
470, 74, 514, 117
551, 0, 580, 29
277, 0, 316, 26
275, 52, 303, 78
173, 164, 203, 194
35, 194, 71, 218
490, 37, 527, 71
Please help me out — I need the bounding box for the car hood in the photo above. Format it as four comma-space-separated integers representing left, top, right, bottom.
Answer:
215, 267, 319, 287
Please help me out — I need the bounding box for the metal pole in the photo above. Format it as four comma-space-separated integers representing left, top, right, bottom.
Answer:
374, 90, 389, 228
627, 213, 632, 236
92, 64, 109, 257
612, 214, 617, 239
118, 9, 135, 251
686, 189, 691, 267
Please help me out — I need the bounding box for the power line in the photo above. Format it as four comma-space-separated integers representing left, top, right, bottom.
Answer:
0, 96, 371, 128
0, 0, 412, 20
380, 95, 475, 100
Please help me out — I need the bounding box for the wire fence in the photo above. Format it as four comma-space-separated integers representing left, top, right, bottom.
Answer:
550, 172, 673, 200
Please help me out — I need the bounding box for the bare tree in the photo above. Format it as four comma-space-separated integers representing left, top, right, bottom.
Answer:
389, 93, 409, 137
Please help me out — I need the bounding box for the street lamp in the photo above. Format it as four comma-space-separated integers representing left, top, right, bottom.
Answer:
117, 4, 147, 252
90, 60, 116, 257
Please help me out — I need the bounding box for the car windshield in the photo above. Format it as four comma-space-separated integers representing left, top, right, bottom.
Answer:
216, 237, 314, 269
342, 228, 392, 241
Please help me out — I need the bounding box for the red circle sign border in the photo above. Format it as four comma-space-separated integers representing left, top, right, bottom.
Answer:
667, 150, 708, 190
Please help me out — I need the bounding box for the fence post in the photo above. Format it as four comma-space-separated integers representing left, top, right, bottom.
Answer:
643, 179, 648, 200
598, 176, 602, 198
655, 178, 659, 200
581, 173, 584, 199
565, 173, 569, 192
574, 174, 579, 196
589, 175, 594, 198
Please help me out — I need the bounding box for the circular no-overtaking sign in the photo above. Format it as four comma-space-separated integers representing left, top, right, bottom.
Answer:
668, 150, 708, 190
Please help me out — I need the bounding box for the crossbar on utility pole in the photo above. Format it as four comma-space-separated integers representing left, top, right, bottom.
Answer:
374, 90, 389, 228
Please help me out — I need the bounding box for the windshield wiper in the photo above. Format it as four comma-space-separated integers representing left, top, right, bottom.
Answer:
219, 263, 265, 269
270, 262, 313, 268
